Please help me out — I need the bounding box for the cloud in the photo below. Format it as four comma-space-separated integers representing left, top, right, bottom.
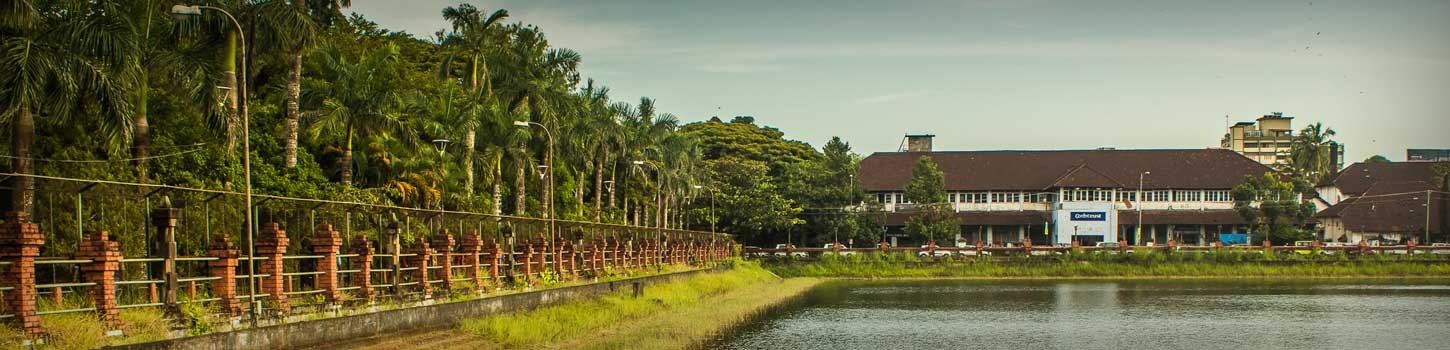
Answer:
857, 91, 929, 104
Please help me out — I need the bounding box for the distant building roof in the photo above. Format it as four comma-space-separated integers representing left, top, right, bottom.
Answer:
859, 149, 1273, 192
1317, 162, 1448, 193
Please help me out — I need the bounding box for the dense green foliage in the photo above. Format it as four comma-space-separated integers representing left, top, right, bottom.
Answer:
682, 119, 873, 247
903, 156, 957, 243
1233, 172, 1316, 245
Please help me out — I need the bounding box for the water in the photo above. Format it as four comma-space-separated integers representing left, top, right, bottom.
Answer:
713, 279, 1450, 349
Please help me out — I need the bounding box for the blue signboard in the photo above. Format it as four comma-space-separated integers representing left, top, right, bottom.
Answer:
1070, 212, 1106, 221
1219, 233, 1248, 245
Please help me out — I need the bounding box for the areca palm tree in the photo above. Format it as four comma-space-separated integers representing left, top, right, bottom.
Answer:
303, 43, 406, 187
2, 0, 134, 214
273, 0, 347, 168
440, 3, 509, 201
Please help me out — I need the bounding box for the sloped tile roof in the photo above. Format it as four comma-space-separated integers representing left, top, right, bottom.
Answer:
860, 149, 1273, 192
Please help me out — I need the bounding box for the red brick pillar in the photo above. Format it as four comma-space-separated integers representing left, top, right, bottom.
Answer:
312, 224, 343, 304
522, 243, 534, 286
565, 241, 577, 278
77, 230, 123, 329
488, 241, 502, 290
459, 231, 483, 292
432, 231, 455, 293
409, 238, 433, 297
1, 212, 44, 336
533, 241, 547, 279
351, 236, 375, 301
208, 235, 242, 316
256, 223, 289, 312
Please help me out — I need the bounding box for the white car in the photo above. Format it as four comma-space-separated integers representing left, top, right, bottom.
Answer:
822, 243, 856, 256
773, 244, 807, 257
1431, 243, 1450, 255
917, 245, 953, 258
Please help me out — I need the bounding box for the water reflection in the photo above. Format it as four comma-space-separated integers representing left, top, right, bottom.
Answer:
714, 280, 1450, 349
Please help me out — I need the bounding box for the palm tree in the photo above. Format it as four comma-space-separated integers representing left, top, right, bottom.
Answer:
274, 0, 347, 168
303, 43, 406, 187
115, 0, 231, 184
492, 24, 581, 217
1287, 122, 1338, 183
440, 4, 509, 201
1, 0, 134, 214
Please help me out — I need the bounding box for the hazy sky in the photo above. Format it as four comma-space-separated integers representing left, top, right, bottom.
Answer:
350, 0, 1450, 161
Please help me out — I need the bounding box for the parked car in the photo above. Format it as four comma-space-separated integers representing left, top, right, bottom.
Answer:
917, 245, 953, 258
773, 244, 807, 257
1431, 243, 1450, 255
744, 246, 766, 257
822, 243, 855, 256
1292, 241, 1328, 255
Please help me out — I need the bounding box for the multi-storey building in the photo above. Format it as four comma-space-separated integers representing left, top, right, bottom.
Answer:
1407, 149, 1450, 162
860, 135, 1275, 246
1220, 112, 1343, 170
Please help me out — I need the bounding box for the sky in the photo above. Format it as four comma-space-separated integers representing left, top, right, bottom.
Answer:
350, 0, 1450, 161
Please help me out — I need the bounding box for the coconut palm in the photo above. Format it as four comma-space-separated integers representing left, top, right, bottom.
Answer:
1, 0, 135, 214
1287, 122, 1338, 184
302, 43, 406, 187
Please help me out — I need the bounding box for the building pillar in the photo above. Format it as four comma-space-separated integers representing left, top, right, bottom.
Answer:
256, 223, 289, 312
0, 212, 44, 336
522, 242, 534, 286
432, 230, 455, 293
1198, 225, 1207, 246
1018, 226, 1026, 244
986, 226, 994, 245
351, 236, 375, 301
312, 224, 343, 304
77, 230, 123, 329
208, 235, 242, 316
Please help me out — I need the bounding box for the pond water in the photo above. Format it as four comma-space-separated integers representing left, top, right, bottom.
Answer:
713, 279, 1450, 349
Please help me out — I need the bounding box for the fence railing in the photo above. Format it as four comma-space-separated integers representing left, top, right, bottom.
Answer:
0, 173, 736, 337
745, 241, 1450, 258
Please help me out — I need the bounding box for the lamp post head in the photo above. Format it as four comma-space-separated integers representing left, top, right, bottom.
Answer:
171, 4, 202, 21
512, 121, 530, 127
431, 139, 450, 155
632, 160, 645, 165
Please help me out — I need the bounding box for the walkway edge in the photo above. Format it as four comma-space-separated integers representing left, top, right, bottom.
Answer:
106, 267, 729, 350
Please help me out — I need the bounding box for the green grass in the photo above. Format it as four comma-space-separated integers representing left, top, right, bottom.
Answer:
765, 252, 1450, 279
458, 260, 806, 348
0, 295, 171, 350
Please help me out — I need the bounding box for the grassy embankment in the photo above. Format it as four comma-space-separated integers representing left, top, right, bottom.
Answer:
434, 260, 817, 349
765, 251, 1450, 279
0, 296, 171, 350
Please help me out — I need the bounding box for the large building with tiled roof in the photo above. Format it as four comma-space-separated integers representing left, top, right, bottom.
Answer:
860, 135, 1276, 246
1314, 161, 1449, 243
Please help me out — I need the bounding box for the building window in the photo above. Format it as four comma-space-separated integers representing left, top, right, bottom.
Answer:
1175, 190, 1202, 202
948, 192, 957, 203
1205, 190, 1231, 202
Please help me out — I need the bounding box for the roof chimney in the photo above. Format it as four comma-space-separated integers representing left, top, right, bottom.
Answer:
904, 134, 934, 152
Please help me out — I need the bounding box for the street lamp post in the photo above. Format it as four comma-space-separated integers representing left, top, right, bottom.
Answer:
513, 121, 555, 243
1137, 171, 1150, 246
172, 4, 258, 322
632, 160, 663, 268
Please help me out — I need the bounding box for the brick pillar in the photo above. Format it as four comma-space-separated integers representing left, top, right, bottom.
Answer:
1, 212, 44, 336
312, 224, 343, 303
409, 237, 434, 297
488, 241, 503, 290
432, 230, 455, 293
460, 231, 483, 291
532, 241, 546, 279
522, 243, 534, 286
351, 236, 375, 301
256, 223, 289, 312
564, 241, 577, 278
208, 235, 242, 316
77, 230, 123, 329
